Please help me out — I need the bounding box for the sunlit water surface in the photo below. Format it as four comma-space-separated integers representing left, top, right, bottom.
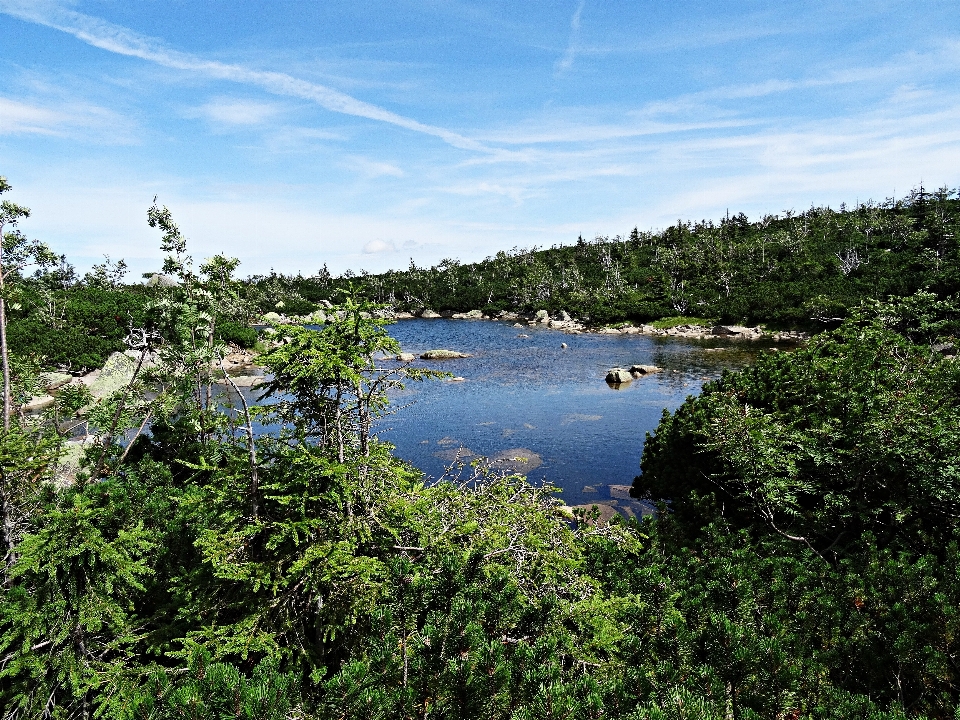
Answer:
368, 319, 767, 515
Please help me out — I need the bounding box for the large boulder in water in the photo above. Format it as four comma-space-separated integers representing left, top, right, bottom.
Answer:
605, 368, 633, 384
420, 309, 441, 319
421, 349, 472, 359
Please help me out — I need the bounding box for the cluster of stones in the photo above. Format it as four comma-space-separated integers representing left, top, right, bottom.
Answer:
258, 306, 811, 343
597, 324, 810, 341
396, 308, 588, 333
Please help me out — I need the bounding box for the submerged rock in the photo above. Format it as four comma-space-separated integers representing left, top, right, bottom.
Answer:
434, 447, 475, 461
219, 375, 265, 387
571, 503, 621, 525
487, 448, 542, 475
629, 364, 661, 375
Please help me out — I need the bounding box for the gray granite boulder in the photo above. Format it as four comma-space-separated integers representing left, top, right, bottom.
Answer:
605, 368, 633, 384
23, 395, 56, 412
40, 371, 73, 393
420, 349, 472, 359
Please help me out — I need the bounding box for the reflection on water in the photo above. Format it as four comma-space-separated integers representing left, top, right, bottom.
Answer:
376, 319, 771, 511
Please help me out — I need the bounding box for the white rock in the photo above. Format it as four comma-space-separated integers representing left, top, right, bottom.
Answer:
22, 395, 56, 412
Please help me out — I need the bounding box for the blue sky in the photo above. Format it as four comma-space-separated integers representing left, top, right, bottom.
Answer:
2, 0, 959, 277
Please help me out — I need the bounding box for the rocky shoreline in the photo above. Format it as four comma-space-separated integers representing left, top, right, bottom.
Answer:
262, 306, 812, 343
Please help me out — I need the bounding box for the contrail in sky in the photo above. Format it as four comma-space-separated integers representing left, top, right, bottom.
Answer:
556, 0, 586, 73
0, 0, 495, 153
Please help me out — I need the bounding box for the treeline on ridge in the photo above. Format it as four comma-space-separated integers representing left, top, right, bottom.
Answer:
252, 185, 960, 327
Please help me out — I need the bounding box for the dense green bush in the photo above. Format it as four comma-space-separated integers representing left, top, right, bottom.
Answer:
631, 299, 960, 716
8, 285, 148, 370
215, 319, 257, 348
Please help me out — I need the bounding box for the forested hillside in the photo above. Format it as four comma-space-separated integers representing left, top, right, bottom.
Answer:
248, 187, 960, 327
2, 178, 960, 717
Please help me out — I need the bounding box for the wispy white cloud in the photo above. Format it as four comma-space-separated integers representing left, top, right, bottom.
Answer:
0, 96, 134, 141
477, 40, 960, 151
0, 0, 496, 153
0, 98, 66, 135
260, 126, 346, 155
346, 156, 405, 179
441, 181, 534, 204
362, 239, 396, 254
189, 97, 283, 126
479, 117, 757, 147
555, 0, 585, 74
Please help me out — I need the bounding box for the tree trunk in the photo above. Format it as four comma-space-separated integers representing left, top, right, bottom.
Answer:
0, 231, 10, 431
1, 482, 18, 584
221, 355, 259, 520
0, 295, 10, 432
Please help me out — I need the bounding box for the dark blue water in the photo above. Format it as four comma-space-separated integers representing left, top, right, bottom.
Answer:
375, 319, 760, 515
